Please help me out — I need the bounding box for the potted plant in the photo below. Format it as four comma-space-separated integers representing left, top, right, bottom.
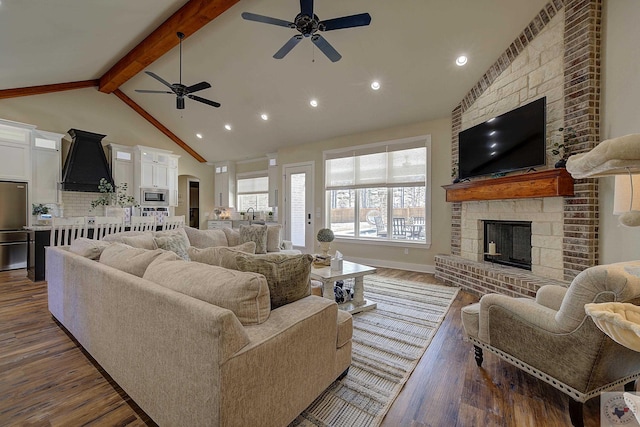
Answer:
90, 178, 138, 219
317, 228, 335, 257
552, 126, 576, 168
32, 203, 49, 216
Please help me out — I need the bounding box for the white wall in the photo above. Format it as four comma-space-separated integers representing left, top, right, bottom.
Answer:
600, 0, 640, 263
0, 88, 215, 229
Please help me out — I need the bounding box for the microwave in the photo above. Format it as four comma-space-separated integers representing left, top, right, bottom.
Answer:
140, 188, 169, 206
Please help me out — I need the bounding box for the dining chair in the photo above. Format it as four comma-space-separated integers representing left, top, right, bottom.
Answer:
392, 218, 407, 239
162, 215, 185, 231
130, 216, 156, 232
50, 217, 87, 246
92, 216, 125, 240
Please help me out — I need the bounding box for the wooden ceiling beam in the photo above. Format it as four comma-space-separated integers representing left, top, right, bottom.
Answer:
0, 80, 99, 99
99, 0, 240, 94
113, 89, 207, 163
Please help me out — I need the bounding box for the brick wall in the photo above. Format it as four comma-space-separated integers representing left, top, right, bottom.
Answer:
438, 0, 603, 297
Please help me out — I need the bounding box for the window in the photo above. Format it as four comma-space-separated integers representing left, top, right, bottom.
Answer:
236, 173, 271, 213
324, 136, 430, 245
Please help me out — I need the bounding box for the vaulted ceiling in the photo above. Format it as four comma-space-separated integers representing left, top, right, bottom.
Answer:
0, 0, 549, 163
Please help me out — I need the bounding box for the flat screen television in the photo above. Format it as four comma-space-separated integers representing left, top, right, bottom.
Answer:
458, 97, 546, 180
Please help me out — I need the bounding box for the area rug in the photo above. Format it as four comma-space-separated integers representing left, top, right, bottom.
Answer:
290, 275, 459, 427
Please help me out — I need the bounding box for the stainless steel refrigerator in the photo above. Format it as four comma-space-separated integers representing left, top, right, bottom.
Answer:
0, 181, 28, 271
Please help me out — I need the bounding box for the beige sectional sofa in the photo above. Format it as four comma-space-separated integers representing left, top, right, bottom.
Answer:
46, 226, 351, 427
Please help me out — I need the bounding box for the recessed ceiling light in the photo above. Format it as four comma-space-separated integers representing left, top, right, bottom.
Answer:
456, 55, 468, 66
371, 81, 381, 90
309, 99, 318, 107
261, 113, 269, 121
196, 133, 203, 139
224, 124, 232, 131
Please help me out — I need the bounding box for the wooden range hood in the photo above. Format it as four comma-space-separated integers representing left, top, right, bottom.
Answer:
442, 169, 574, 202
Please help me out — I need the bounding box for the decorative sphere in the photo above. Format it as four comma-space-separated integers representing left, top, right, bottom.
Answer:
317, 228, 335, 242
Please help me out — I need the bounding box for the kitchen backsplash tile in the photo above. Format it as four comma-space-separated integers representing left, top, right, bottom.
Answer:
60, 191, 103, 217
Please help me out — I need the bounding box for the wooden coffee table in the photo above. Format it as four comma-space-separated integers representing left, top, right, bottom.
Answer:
310, 260, 377, 314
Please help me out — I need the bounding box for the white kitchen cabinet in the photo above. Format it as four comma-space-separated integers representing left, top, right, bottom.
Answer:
214, 161, 235, 208
108, 144, 135, 201
32, 130, 63, 204
0, 119, 33, 182
168, 154, 180, 207
135, 146, 172, 189
207, 220, 232, 229
267, 157, 279, 208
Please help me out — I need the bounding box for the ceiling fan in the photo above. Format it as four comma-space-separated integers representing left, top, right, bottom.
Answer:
242, 0, 371, 62
135, 32, 220, 110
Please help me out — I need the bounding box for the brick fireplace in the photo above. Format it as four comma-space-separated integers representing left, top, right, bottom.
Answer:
435, 0, 602, 298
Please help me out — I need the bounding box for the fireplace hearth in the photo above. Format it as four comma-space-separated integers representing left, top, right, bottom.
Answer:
484, 220, 532, 270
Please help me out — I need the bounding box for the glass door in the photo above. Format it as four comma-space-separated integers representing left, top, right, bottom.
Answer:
283, 162, 314, 253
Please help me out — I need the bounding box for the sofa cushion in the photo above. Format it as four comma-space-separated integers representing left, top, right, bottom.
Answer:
240, 224, 268, 254
69, 237, 111, 260
188, 242, 257, 268
266, 224, 282, 253
235, 253, 313, 309
223, 227, 241, 247
183, 226, 228, 248
102, 230, 148, 243
121, 233, 157, 250
99, 243, 174, 277
143, 260, 271, 325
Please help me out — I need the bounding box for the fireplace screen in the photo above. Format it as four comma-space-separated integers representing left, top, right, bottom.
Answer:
483, 220, 532, 270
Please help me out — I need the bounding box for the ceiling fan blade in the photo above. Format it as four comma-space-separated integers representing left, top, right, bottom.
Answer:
241, 12, 293, 28
145, 71, 174, 89
311, 34, 341, 62
185, 81, 211, 94
274, 35, 303, 59
300, 0, 313, 17
177, 97, 185, 110
320, 13, 371, 31
188, 94, 221, 108
135, 90, 173, 94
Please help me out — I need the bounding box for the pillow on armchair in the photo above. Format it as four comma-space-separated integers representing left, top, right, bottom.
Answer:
239, 224, 268, 254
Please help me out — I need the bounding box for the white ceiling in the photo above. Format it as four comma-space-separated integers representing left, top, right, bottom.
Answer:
0, 0, 549, 163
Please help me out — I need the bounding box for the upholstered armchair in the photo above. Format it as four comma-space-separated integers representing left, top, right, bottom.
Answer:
461, 260, 640, 427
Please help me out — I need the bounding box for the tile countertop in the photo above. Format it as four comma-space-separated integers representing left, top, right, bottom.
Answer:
24, 226, 53, 231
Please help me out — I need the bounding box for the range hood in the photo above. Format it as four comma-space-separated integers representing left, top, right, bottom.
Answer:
60, 129, 114, 192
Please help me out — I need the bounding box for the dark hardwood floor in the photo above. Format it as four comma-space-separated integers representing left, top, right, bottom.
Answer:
1, 267, 603, 426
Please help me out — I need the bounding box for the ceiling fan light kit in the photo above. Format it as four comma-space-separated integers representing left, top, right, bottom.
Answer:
135, 32, 221, 110
242, 0, 371, 62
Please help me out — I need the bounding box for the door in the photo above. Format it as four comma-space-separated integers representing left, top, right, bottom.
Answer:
283, 162, 314, 253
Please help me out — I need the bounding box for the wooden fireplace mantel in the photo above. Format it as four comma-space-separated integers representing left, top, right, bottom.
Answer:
442, 169, 574, 202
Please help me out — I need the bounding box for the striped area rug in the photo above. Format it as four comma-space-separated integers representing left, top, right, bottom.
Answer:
290, 275, 459, 427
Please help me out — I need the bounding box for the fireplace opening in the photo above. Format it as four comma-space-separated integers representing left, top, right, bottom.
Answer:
484, 220, 532, 270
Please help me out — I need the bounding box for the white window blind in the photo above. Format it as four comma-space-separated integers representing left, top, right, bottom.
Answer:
325, 142, 426, 190
237, 176, 268, 194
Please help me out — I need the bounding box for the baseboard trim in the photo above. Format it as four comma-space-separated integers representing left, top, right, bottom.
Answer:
345, 256, 435, 274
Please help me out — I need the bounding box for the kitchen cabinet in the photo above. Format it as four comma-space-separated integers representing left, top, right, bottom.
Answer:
108, 144, 135, 201
135, 146, 172, 189
214, 161, 235, 208
207, 220, 232, 229
268, 157, 279, 208
31, 130, 64, 204
0, 119, 33, 182
168, 154, 180, 207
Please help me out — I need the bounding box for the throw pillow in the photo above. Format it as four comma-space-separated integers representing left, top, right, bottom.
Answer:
266, 224, 282, 253
99, 243, 172, 277
143, 260, 270, 325
154, 234, 190, 261
239, 224, 268, 254
222, 227, 241, 247
183, 226, 228, 248
235, 253, 313, 309
69, 237, 111, 260
121, 233, 157, 250
188, 242, 256, 269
